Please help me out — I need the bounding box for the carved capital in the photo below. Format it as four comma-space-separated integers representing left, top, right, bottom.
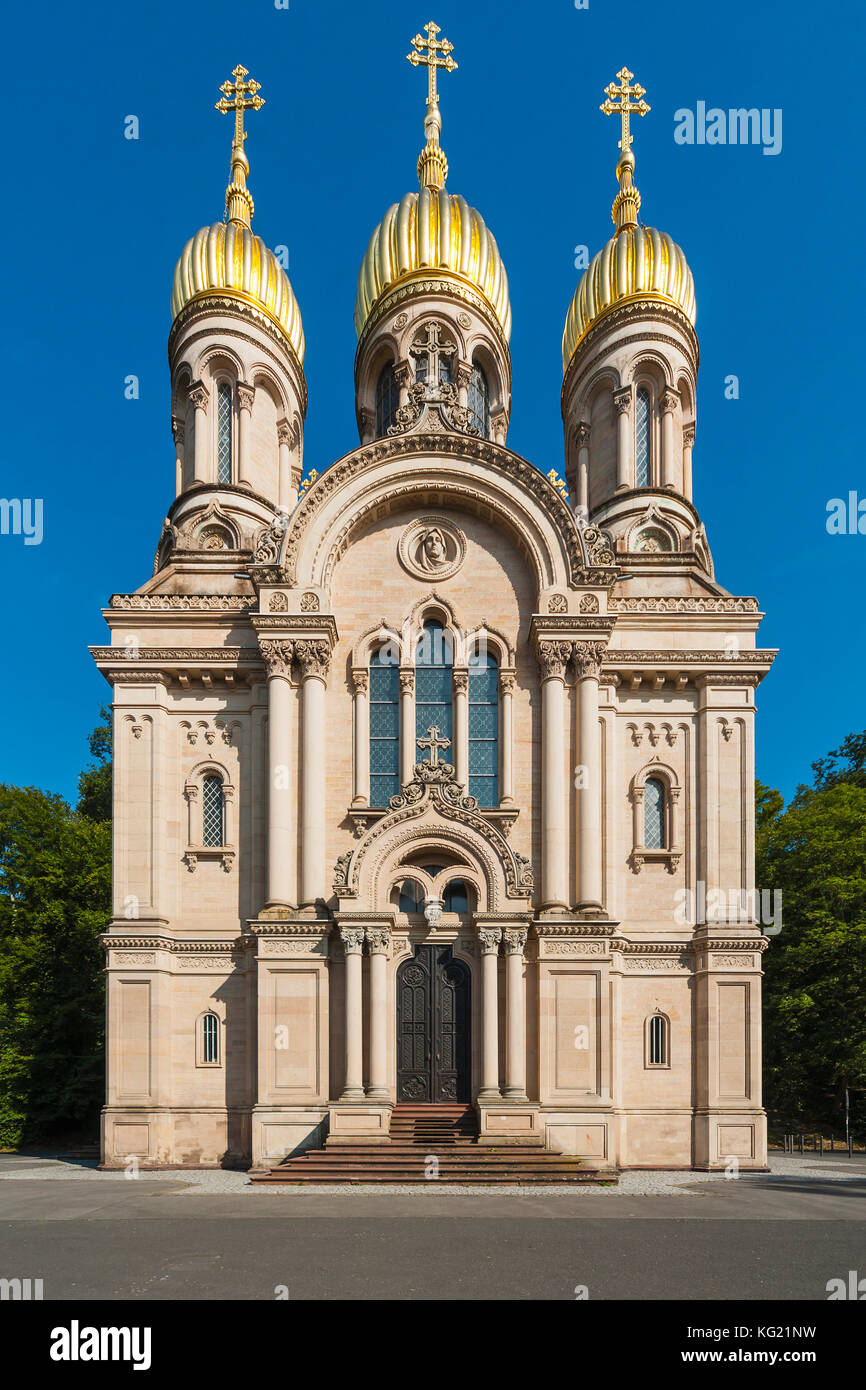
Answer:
277, 418, 293, 448
574, 420, 591, 448
399, 668, 415, 696
478, 926, 502, 955
572, 640, 606, 681
365, 927, 391, 955
453, 669, 469, 695
537, 640, 572, 681
394, 359, 413, 390
171, 416, 185, 447
613, 387, 632, 417
499, 670, 516, 695
351, 668, 369, 695
295, 639, 331, 681
503, 926, 528, 956
188, 382, 209, 412
237, 382, 256, 414
661, 387, 680, 415
683, 424, 696, 448
340, 926, 365, 956
260, 639, 294, 678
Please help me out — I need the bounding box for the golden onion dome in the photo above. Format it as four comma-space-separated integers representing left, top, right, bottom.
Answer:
355, 20, 510, 344
562, 224, 695, 369
563, 65, 696, 372
355, 187, 511, 341
171, 222, 305, 365
170, 64, 305, 367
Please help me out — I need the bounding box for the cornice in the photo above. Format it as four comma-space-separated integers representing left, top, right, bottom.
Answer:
562, 299, 699, 406
169, 297, 308, 412
355, 271, 510, 371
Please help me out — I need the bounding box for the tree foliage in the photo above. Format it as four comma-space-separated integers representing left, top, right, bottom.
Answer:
757, 732, 866, 1136
0, 718, 111, 1147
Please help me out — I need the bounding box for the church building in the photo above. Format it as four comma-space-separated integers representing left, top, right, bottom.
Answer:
93, 27, 775, 1174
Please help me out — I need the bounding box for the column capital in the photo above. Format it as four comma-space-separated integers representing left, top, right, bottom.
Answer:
574, 419, 591, 447
351, 667, 369, 695
237, 381, 256, 414
660, 387, 680, 415
478, 926, 502, 955
502, 926, 528, 955
259, 638, 294, 678
294, 638, 331, 681
453, 668, 469, 694
536, 639, 572, 681
499, 668, 517, 695
188, 381, 210, 412
683, 423, 696, 448
339, 926, 365, 955
171, 415, 185, 446
572, 640, 607, 681
399, 667, 415, 695
613, 386, 632, 417
365, 926, 391, 955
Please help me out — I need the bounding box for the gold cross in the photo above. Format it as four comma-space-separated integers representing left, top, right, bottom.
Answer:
417, 725, 451, 767
215, 64, 265, 152
600, 67, 650, 158
407, 21, 458, 110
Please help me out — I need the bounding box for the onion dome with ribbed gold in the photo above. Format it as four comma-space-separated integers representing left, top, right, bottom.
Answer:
354, 23, 511, 346
170, 65, 305, 367
562, 69, 695, 371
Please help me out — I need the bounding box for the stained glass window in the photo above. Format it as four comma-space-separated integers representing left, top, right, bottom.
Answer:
467, 364, 490, 437
468, 651, 498, 806
376, 362, 400, 437
416, 621, 453, 762
370, 646, 400, 806
217, 382, 233, 484
635, 385, 650, 487
202, 775, 224, 847
644, 777, 666, 849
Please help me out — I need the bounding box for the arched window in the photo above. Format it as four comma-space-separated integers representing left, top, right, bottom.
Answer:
201, 1012, 220, 1065
468, 650, 499, 806
635, 385, 651, 487
398, 879, 425, 914
466, 364, 490, 437
416, 620, 453, 763
216, 382, 233, 484
442, 879, 470, 913
376, 362, 400, 437
201, 775, 225, 848
369, 646, 400, 806
647, 1013, 669, 1068
644, 777, 666, 850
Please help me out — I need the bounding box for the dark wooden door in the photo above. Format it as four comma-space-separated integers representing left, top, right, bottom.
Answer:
396, 946, 471, 1102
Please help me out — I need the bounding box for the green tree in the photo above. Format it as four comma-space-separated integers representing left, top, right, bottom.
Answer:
757, 733, 866, 1137
0, 717, 111, 1148
77, 705, 112, 822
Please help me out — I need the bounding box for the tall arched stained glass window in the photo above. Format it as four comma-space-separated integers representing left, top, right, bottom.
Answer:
376, 362, 400, 437
635, 386, 651, 487
467, 364, 490, 437
216, 382, 233, 484
202, 775, 225, 847
416, 620, 453, 765
644, 777, 666, 849
468, 650, 499, 806
369, 646, 400, 806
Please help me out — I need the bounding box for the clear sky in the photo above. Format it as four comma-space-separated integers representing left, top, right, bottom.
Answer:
1, 0, 862, 806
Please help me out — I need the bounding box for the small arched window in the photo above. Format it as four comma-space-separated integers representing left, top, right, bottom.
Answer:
647, 1013, 669, 1068
644, 777, 666, 850
197, 1012, 221, 1066
416, 620, 454, 762
442, 880, 470, 913
398, 879, 425, 914
376, 362, 400, 437
467, 364, 490, 437
202, 774, 225, 848
369, 646, 400, 807
468, 650, 499, 806
635, 385, 651, 487
216, 382, 233, 484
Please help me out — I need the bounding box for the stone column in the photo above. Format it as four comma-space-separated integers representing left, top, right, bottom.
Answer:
575, 641, 606, 912
366, 927, 391, 1101
295, 640, 331, 908
456, 360, 472, 411
683, 425, 695, 502
478, 926, 502, 1100
399, 668, 415, 787
237, 382, 255, 489
172, 417, 185, 497
575, 421, 590, 518
613, 388, 631, 491
661, 388, 679, 489
260, 640, 294, 908
339, 927, 365, 1101
189, 383, 209, 485
537, 642, 572, 911
453, 669, 469, 788
499, 670, 516, 806
351, 669, 369, 807
277, 419, 296, 513
503, 926, 529, 1101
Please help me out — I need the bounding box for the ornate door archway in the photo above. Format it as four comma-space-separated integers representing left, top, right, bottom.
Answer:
396, 945, 471, 1102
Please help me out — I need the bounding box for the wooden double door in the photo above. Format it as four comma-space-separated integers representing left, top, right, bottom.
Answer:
396, 945, 471, 1102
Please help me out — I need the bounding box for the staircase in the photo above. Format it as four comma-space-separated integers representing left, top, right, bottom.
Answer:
249, 1104, 613, 1184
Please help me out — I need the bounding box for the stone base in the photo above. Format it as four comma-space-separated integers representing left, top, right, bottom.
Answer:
250, 1108, 328, 1168
325, 1102, 393, 1145
477, 1102, 543, 1144
101, 1106, 252, 1169
693, 1109, 768, 1170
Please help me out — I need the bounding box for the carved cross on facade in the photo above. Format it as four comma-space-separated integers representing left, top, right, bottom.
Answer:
417, 724, 451, 767
600, 66, 650, 157
410, 322, 457, 385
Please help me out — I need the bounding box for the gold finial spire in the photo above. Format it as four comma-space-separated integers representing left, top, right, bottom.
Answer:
600, 66, 650, 233
407, 21, 458, 190
215, 65, 265, 227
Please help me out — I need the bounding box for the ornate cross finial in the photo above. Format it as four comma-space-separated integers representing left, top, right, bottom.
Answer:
600, 66, 650, 234
410, 321, 457, 384
417, 724, 452, 767
407, 21, 458, 190
215, 65, 265, 228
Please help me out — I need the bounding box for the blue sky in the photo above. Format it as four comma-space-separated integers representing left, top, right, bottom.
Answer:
1, 0, 862, 806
